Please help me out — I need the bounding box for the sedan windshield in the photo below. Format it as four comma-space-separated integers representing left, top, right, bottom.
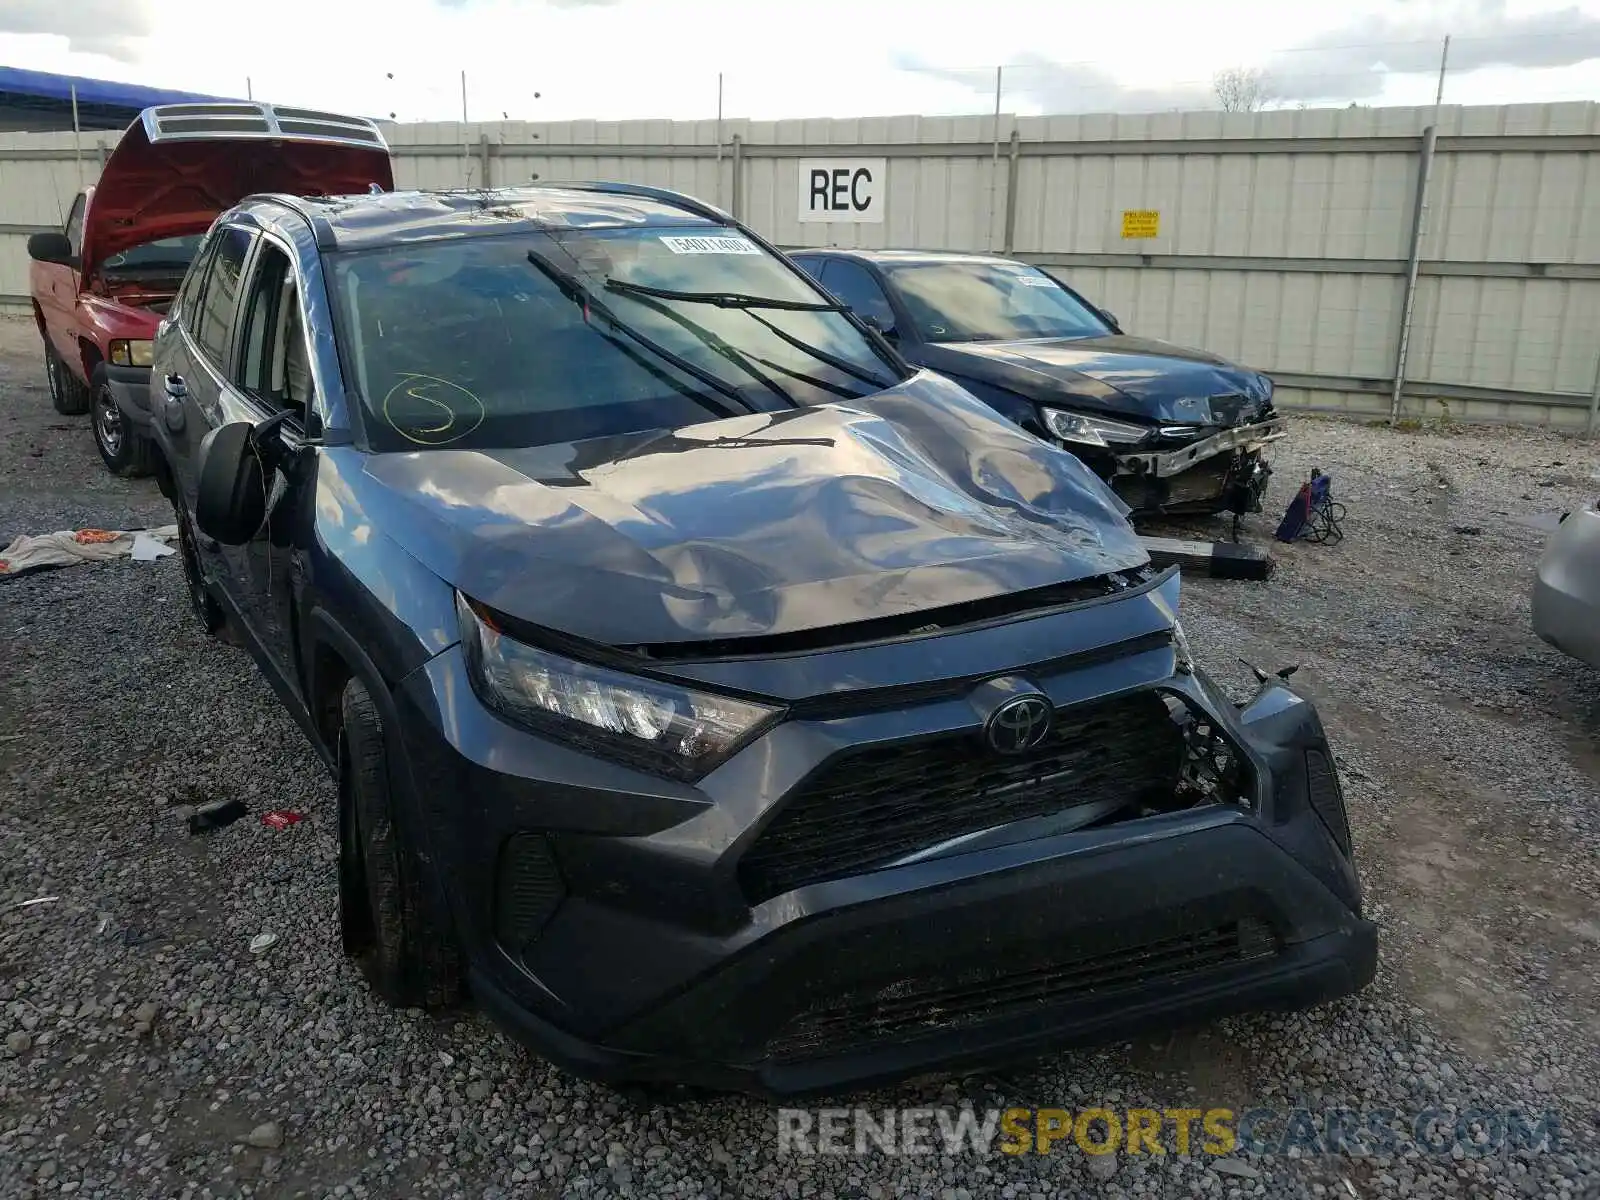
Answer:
327, 225, 901, 452
886, 261, 1112, 344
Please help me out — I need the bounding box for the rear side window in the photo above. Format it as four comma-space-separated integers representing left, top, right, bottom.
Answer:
192, 227, 254, 367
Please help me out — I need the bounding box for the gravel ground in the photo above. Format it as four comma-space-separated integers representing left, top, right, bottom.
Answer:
2, 312, 1597, 1199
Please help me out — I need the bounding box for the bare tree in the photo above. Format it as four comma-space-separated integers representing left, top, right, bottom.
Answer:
1212, 67, 1274, 112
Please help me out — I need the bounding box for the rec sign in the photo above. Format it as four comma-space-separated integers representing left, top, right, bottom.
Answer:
797, 158, 887, 223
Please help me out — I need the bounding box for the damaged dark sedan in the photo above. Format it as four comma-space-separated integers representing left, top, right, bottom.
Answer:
150, 183, 1373, 1098
791, 249, 1286, 517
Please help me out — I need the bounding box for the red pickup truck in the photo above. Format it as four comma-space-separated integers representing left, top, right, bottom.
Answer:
29, 102, 392, 476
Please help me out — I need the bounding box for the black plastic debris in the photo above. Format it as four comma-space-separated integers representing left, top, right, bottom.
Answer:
1139, 535, 1275, 582
187, 797, 247, 835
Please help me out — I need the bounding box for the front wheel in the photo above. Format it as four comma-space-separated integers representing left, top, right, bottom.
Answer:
45, 341, 90, 416
91, 373, 155, 477
339, 677, 462, 1010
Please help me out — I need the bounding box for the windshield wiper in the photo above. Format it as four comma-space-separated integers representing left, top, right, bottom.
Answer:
524, 250, 751, 418
601, 288, 804, 408
605, 279, 899, 391
603, 280, 844, 312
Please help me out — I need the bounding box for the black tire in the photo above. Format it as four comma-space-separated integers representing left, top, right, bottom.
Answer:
339, 677, 462, 1010
45, 340, 90, 416
176, 513, 227, 636
91, 370, 155, 477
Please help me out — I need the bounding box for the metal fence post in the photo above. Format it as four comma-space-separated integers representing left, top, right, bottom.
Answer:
985, 66, 1003, 250
1586, 346, 1600, 436
1002, 128, 1021, 255
1389, 124, 1437, 424
730, 134, 743, 221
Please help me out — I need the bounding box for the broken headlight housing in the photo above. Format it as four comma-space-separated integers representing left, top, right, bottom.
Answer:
1041, 407, 1149, 448
457, 593, 781, 779
1171, 620, 1195, 675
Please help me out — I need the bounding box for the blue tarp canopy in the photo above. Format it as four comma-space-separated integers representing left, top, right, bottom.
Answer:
0, 66, 239, 131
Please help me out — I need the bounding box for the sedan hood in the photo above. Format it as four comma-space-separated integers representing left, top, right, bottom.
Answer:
354, 373, 1148, 646
82, 105, 392, 277
918, 334, 1273, 425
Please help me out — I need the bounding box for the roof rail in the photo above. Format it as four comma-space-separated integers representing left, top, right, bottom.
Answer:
139, 102, 388, 152
526, 180, 730, 223
236, 192, 339, 248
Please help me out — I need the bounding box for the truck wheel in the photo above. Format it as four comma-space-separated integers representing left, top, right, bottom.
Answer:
91, 372, 155, 477
339, 677, 462, 1011
176, 514, 227, 636
45, 342, 90, 416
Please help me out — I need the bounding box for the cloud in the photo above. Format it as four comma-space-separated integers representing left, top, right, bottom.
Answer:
901, 0, 1600, 112
897, 54, 1211, 114
0, 0, 154, 61
1267, 0, 1600, 102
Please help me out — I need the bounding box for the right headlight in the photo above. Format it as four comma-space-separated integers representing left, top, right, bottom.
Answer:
457, 593, 781, 779
1041, 407, 1150, 447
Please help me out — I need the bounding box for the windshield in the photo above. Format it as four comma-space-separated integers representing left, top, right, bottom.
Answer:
327, 225, 901, 452
886, 261, 1112, 344
101, 234, 203, 275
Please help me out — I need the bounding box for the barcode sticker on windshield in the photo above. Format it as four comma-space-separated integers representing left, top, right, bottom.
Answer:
1018, 274, 1060, 287
659, 235, 761, 255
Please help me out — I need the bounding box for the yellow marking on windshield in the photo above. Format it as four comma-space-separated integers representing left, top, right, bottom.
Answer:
382, 373, 486, 447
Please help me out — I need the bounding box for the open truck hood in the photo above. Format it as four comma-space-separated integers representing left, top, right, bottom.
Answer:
350, 373, 1151, 646
81, 103, 392, 277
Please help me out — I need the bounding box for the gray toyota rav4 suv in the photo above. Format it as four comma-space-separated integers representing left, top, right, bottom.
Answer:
147, 181, 1375, 1097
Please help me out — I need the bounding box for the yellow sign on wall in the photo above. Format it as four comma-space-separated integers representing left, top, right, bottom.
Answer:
1121, 210, 1160, 239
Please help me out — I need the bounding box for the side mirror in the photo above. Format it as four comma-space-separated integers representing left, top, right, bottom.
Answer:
194, 422, 265, 545
1098, 307, 1121, 331
861, 314, 898, 341
28, 231, 76, 266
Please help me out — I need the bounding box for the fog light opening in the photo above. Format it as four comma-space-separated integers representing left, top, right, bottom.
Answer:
1164, 695, 1251, 811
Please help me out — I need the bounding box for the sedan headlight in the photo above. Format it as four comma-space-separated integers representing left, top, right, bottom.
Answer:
108, 339, 154, 367
457, 593, 780, 779
1041, 407, 1149, 447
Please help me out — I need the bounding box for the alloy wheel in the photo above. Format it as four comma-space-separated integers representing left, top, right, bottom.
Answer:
94, 386, 124, 457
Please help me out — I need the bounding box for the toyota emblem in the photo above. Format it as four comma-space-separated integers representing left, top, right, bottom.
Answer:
984, 694, 1053, 755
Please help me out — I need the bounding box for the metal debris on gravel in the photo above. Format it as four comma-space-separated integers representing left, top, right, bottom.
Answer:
1, 317, 1597, 1198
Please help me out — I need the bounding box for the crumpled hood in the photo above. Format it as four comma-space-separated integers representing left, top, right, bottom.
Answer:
81, 119, 392, 277
353, 372, 1148, 646
918, 334, 1274, 425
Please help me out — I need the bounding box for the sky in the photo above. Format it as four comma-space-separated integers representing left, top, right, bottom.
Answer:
3, 0, 1600, 123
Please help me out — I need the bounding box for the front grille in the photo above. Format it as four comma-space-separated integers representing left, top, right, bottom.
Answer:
1165, 455, 1233, 506
766, 917, 1279, 1063
738, 692, 1187, 904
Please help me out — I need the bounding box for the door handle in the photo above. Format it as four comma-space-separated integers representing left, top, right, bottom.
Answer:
162, 374, 188, 434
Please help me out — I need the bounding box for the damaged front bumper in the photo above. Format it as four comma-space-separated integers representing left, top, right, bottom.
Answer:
387, 570, 1372, 1098
1108, 416, 1287, 515
1117, 416, 1288, 480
